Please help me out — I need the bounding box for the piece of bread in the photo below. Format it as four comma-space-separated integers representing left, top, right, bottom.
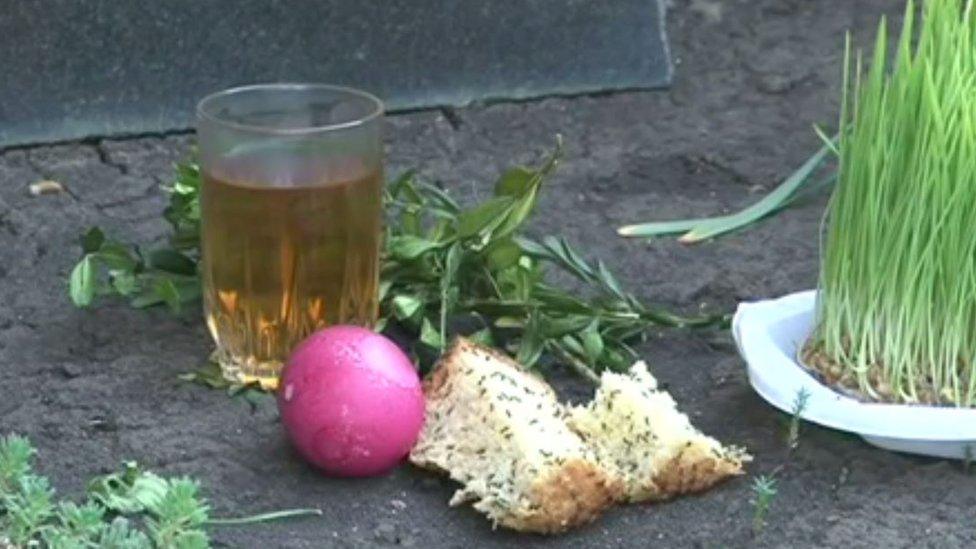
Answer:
410, 338, 749, 533
409, 338, 622, 534
568, 361, 749, 503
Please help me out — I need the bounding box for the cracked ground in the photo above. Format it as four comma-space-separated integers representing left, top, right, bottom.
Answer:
2, 1, 975, 547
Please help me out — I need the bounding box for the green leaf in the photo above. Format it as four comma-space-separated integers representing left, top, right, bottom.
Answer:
596, 260, 627, 301
441, 243, 462, 290
492, 188, 539, 242
542, 315, 593, 338
392, 294, 423, 320
531, 287, 594, 315
388, 235, 442, 260
457, 196, 514, 239
515, 311, 545, 367
582, 322, 605, 364
154, 278, 181, 313
98, 517, 152, 548
80, 227, 106, 254
518, 236, 592, 282
111, 271, 139, 296
172, 162, 201, 193
494, 166, 534, 197
486, 239, 522, 272
387, 170, 417, 200
493, 316, 524, 329
553, 237, 594, 280
88, 462, 169, 515
419, 317, 444, 349
399, 206, 423, 236
149, 249, 197, 275
602, 346, 631, 372
415, 181, 461, 213
378, 279, 393, 302
467, 327, 494, 346
560, 334, 586, 357
70, 255, 96, 307
512, 236, 548, 258
96, 243, 139, 272
177, 362, 229, 390
172, 276, 202, 303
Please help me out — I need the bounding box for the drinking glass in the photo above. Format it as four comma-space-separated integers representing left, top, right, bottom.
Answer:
196, 83, 384, 388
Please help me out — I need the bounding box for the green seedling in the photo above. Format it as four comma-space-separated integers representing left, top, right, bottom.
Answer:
750, 475, 778, 536
787, 388, 811, 451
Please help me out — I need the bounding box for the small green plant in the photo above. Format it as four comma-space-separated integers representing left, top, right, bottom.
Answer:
0, 434, 320, 548
787, 388, 811, 451
750, 475, 778, 536
808, 0, 976, 406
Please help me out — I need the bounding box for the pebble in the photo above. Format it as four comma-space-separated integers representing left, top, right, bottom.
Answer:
87, 415, 118, 432
390, 499, 407, 511
28, 180, 65, 196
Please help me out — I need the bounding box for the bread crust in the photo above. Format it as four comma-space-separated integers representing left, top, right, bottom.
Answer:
505, 459, 623, 534
643, 445, 745, 502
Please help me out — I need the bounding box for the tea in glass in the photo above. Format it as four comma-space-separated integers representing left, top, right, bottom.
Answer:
196, 84, 384, 388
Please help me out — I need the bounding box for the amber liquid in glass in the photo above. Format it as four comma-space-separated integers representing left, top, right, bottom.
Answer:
200, 164, 382, 388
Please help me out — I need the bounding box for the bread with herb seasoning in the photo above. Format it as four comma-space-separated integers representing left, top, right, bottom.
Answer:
568, 361, 749, 502
409, 338, 623, 534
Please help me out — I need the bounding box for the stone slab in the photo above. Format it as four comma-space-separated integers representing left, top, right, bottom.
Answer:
0, 0, 670, 147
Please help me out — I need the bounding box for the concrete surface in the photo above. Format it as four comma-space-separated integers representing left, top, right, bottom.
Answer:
3, 1, 974, 547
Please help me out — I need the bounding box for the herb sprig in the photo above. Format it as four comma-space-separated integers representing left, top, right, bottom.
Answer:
68, 136, 728, 380
69, 159, 201, 314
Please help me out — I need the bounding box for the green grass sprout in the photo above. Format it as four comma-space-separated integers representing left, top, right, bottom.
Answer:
807, 0, 976, 407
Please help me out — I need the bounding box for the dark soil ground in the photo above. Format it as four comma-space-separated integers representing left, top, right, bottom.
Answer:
3, 1, 974, 547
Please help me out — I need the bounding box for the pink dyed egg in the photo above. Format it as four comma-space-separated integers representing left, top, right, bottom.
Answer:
277, 325, 424, 477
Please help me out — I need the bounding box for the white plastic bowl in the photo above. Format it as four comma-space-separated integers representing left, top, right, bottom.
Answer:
732, 290, 976, 460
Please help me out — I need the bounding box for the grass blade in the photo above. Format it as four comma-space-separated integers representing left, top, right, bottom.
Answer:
618, 138, 835, 243
207, 508, 323, 526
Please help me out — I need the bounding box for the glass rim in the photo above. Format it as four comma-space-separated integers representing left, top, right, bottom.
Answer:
196, 83, 384, 136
